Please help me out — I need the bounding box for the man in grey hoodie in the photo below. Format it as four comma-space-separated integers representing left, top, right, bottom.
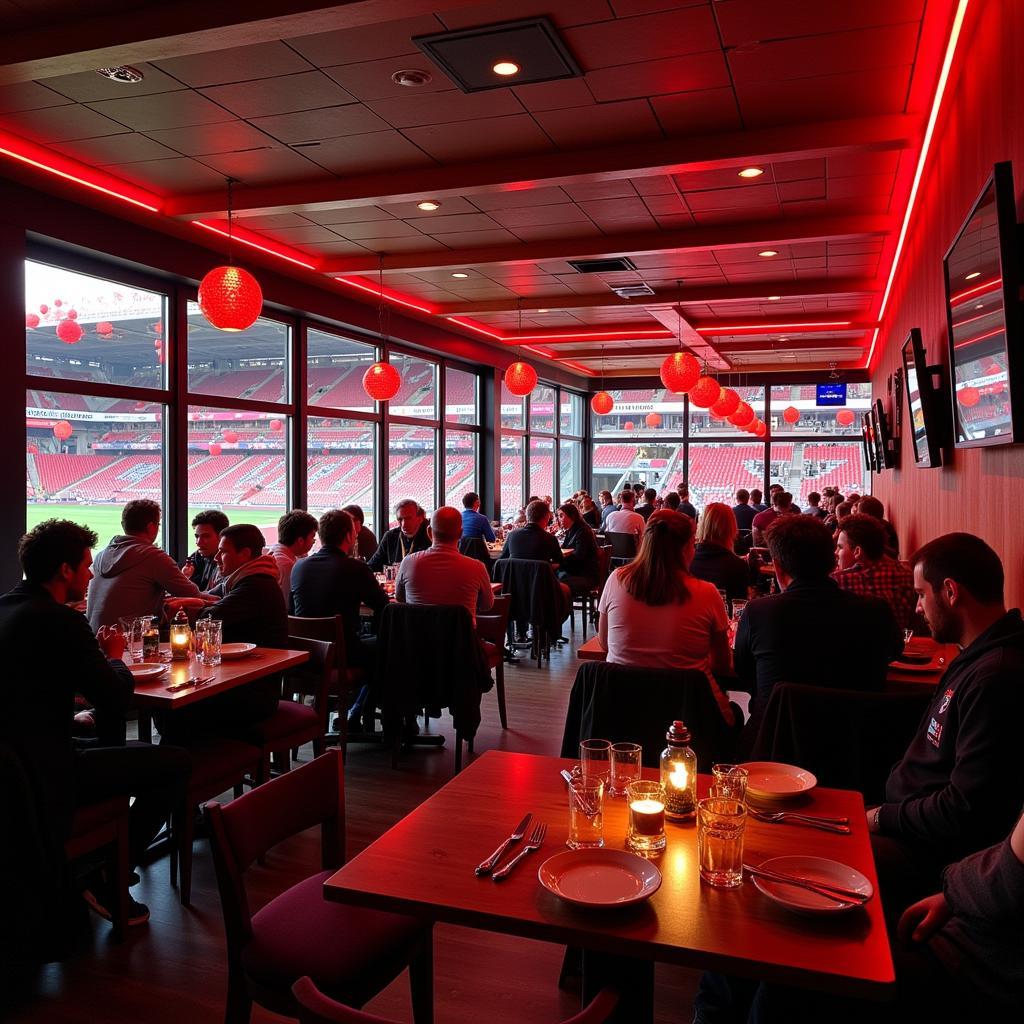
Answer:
86, 500, 200, 632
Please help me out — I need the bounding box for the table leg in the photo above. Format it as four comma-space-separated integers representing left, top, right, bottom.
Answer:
138, 711, 152, 744
582, 949, 654, 1023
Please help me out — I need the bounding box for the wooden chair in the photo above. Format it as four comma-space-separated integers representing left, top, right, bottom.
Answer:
206, 750, 433, 1024
293, 975, 617, 1024
288, 614, 353, 753
66, 797, 131, 941
605, 531, 637, 563
476, 594, 511, 730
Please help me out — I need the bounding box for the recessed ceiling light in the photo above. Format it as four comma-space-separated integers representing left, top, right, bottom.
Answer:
965, 271, 981, 280
451, 272, 469, 278
537, 308, 550, 313
738, 167, 764, 179
975, 302, 985, 309
758, 250, 779, 258
392, 69, 433, 88
417, 200, 441, 211
492, 60, 520, 76
767, 295, 781, 301
96, 65, 144, 84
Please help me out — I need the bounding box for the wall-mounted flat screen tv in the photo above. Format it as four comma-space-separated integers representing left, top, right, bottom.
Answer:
874, 399, 896, 469
860, 415, 875, 473
943, 162, 1023, 447
863, 410, 879, 473
815, 383, 847, 406
901, 327, 944, 467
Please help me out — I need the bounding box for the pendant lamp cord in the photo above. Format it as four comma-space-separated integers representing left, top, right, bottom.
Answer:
226, 177, 236, 265
377, 255, 390, 348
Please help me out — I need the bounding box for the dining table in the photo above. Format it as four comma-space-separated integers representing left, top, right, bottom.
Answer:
323, 750, 893, 1022
131, 644, 310, 741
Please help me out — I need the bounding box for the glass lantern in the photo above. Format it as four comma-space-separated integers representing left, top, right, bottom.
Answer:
660, 720, 697, 821
169, 607, 192, 661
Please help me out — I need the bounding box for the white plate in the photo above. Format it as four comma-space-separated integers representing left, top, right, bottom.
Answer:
538, 849, 661, 907
890, 656, 943, 674
739, 761, 816, 800
219, 642, 257, 660
128, 662, 167, 680
751, 856, 873, 914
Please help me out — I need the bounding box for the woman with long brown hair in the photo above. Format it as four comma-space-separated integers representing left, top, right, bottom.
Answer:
597, 509, 735, 725
691, 502, 751, 605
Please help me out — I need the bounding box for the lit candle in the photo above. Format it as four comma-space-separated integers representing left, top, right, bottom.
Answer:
669, 762, 688, 791
629, 798, 666, 836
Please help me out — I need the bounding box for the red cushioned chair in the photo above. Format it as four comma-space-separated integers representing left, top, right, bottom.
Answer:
206, 750, 433, 1024
66, 797, 130, 941
293, 975, 618, 1024
476, 594, 511, 730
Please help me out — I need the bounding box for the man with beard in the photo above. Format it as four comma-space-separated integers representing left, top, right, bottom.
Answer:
867, 532, 1024, 914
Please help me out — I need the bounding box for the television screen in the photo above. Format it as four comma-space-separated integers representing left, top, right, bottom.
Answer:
901, 328, 943, 467
944, 162, 1022, 447
874, 399, 896, 469
863, 411, 879, 473
860, 415, 874, 473
815, 383, 847, 406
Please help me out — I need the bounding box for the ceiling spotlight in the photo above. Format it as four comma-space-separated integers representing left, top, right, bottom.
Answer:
451, 272, 469, 279
767, 295, 781, 301
492, 61, 520, 76
392, 69, 433, 88
975, 303, 985, 309
417, 200, 441, 211
965, 271, 981, 280
537, 308, 550, 313
738, 167, 764, 178
758, 250, 779, 258
96, 65, 144, 84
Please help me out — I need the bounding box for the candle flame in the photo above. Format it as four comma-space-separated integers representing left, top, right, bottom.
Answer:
670, 762, 688, 788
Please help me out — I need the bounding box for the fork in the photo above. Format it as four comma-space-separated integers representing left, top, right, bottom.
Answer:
748, 808, 851, 833
492, 823, 547, 881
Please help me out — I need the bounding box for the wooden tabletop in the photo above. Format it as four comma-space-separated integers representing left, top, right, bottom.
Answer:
324, 750, 893, 999
131, 645, 309, 709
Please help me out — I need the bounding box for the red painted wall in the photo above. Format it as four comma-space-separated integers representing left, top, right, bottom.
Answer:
871, 0, 1024, 608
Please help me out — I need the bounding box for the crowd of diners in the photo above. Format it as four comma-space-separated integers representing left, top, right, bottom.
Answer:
1, 479, 1021, 1022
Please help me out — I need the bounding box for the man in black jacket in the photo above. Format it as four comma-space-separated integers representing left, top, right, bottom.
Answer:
734, 515, 903, 724
0, 519, 190, 928
366, 499, 429, 571
867, 532, 1024, 912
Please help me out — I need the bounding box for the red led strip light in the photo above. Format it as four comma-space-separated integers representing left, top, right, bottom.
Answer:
949, 277, 1002, 304
192, 220, 319, 271
335, 276, 436, 315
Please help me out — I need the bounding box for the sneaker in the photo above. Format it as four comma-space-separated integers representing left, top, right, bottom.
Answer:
82, 886, 150, 927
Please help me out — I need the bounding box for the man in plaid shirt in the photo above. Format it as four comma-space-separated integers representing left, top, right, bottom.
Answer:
833, 514, 916, 628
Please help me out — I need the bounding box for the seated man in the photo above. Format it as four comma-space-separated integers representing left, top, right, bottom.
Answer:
833, 514, 916, 629
604, 489, 646, 540
734, 515, 903, 723
676, 484, 698, 521
0, 520, 190, 928
367, 498, 429, 571
804, 491, 828, 519
86, 499, 200, 631
460, 491, 495, 542
732, 488, 757, 532
182, 509, 228, 590
341, 503, 376, 561
268, 509, 318, 608
396, 507, 494, 626
635, 488, 657, 521
867, 532, 1024, 912
751, 489, 795, 547
857, 494, 900, 557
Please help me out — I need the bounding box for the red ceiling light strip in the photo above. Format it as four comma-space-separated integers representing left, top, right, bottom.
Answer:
0, 132, 161, 213
445, 316, 504, 340
558, 359, 599, 376
504, 328, 674, 343
949, 276, 1002, 304
954, 326, 1006, 349
866, 0, 970, 370
192, 219, 320, 271
337, 275, 436, 315
695, 320, 854, 334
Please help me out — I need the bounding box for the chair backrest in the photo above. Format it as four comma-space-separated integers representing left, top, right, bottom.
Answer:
283, 635, 336, 733
605, 531, 637, 559
293, 976, 619, 1024
288, 614, 347, 676
596, 544, 612, 584
493, 557, 561, 632
206, 750, 345, 950
476, 593, 511, 646
458, 536, 492, 574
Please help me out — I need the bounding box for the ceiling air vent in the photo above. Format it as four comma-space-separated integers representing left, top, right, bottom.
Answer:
611, 283, 654, 299
568, 257, 637, 274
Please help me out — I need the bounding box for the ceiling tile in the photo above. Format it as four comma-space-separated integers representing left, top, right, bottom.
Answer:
827, 150, 901, 177
250, 104, 389, 144
86, 90, 231, 131
405, 212, 499, 233
286, 15, 445, 66
198, 146, 334, 186
778, 179, 827, 202
305, 130, 434, 174
632, 175, 676, 196
234, 212, 312, 229
402, 114, 555, 162
102, 156, 230, 195
200, 71, 355, 119
563, 180, 637, 202
587, 51, 730, 102
773, 158, 826, 181
490, 203, 593, 228
437, 0, 615, 30
51, 132, 180, 165
257, 223, 343, 244
144, 121, 281, 157
354, 234, 448, 253
642, 193, 689, 217
302, 206, 395, 226
334, 219, 425, 240
564, 7, 720, 68
323, 57, 455, 102
155, 42, 312, 87
610, 0, 708, 13
512, 78, 596, 112
420, 229, 520, 248
379, 196, 480, 218
366, 90, 525, 129
828, 173, 897, 198
42, 63, 184, 103
0, 80, 69, 113
578, 197, 658, 227
650, 87, 742, 136
0, 103, 130, 142
312, 239, 370, 255
533, 99, 663, 147
471, 186, 571, 211
684, 183, 780, 212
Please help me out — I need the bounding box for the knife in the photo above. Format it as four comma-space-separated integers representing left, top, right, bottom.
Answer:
744, 863, 870, 904
475, 812, 531, 876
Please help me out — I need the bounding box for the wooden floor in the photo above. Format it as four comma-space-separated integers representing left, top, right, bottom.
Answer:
4, 624, 700, 1023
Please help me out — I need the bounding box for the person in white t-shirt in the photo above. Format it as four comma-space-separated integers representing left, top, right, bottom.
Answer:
597, 508, 735, 726
603, 488, 646, 540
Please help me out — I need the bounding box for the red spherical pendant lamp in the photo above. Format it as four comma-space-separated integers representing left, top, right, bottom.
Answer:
689, 376, 723, 408
660, 351, 700, 394
25, 313, 39, 329
591, 391, 614, 415
729, 401, 755, 428
755, 421, 767, 438
96, 321, 113, 337
39, 304, 48, 315
56, 318, 83, 345
958, 386, 980, 407
67, 309, 78, 320
836, 409, 855, 427
52, 420, 73, 441
198, 265, 263, 332
645, 412, 662, 428
783, 405, 800, 424
223, 430, 239, 444
624, 421, 635, 431
362, 361, 402, 402
711, 388, 740, 418
504, 360, 538, 397
269, 418, 284, 433
208, 442, 222, 456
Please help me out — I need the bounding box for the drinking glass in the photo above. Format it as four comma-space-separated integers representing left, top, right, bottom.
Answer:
903, 628, 915, 645
711, 764, 749, 803
385, 564, 399, 583
609, 742, 642, 797
626, 780, 666, 854
697, 797, 746, 889
579, 738, 611, 785
196, 617, 222, 666
119, 616, 144, 663
567, 774, 604, 849
730, 599, 748, 622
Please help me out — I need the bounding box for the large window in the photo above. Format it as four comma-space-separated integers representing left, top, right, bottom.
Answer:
591, 440, 682, 501
688, 443, 766, 513
689, 386, 765, 438
389, 423, 435, 514
772, 441, 869, 508
307, 415, 376, 532
769, 383, 871, 436
445, 430, 477, 507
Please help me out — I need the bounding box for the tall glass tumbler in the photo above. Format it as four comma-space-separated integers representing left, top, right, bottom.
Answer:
697, 797, 746, 889
580, 738, 612, 786
567, 775, 604, 850
609, 742, 642, 797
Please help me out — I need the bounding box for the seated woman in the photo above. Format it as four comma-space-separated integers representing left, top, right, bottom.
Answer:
556, 502, 600, 593
690, 501, 752, 605
597, 509, 735, 727
579, 493, 601, 529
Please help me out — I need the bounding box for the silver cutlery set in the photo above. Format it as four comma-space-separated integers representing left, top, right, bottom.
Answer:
475, 813, 547, 881
166, 674, 214, 692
